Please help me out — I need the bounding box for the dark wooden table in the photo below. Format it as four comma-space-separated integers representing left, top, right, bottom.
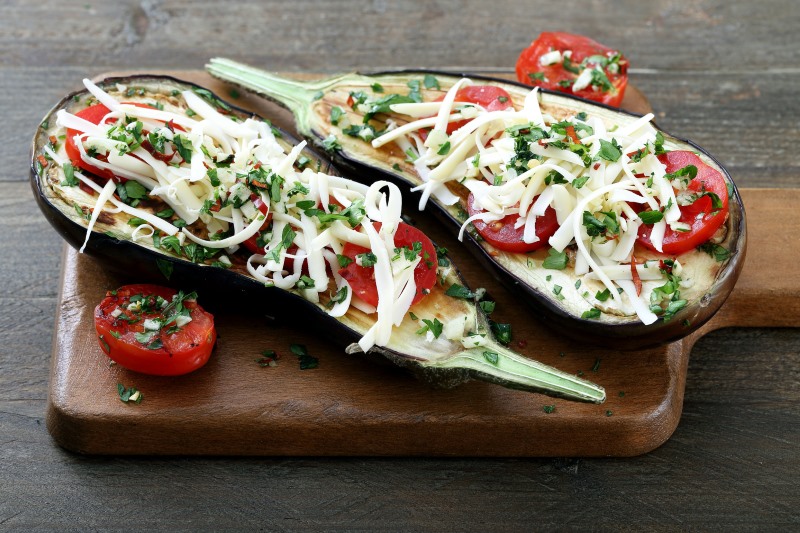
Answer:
3, 1, 798, 529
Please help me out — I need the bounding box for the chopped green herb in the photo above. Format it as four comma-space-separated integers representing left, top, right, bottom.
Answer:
156, 258, 173, 280
483, 351, 499, 366
595, 288, 611, 302
582, 308, 601, 320
117, 383, 143, 404
290, 344, 318, 370
321, 134, 341, 152
542, 405, 556, 414
423, 74, 440, 90
543, 248, 568, 270
490, 321, 512, 345
330, 106, 345, 126
697, 242, 731, 262
417, 318, 444, 339
61, 162, 78, 187
598, 138, 622, 162
639, 210, 664, 224
445, 284, 474, 299
479, 300, 496, 315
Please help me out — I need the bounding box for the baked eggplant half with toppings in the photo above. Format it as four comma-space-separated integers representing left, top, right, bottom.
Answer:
207, 60, 746, 349
31, 75, 605, 402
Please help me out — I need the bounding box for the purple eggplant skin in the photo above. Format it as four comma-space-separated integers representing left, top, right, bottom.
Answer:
206, 62, 747, 350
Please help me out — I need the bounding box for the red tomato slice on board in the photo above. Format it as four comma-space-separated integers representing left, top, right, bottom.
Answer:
419, 85, 514, 141
64, 102, 184, 181
94, 284, 216, 376
338, 222, 437, 307
637, 151, 730, 255
466, 193, 559, 253
516, 31, 629, 107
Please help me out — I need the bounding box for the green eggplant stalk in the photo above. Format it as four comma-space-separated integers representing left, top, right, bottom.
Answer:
206, 58, 746, 350
31, 75, 605, 403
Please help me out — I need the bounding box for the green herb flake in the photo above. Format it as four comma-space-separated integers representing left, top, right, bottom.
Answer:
418, 318, 444, 339
542, 405, 556, 414
483, 351, 499, 366
598, 138, 622, 162
437, 141, 451, 156
591, 358, 601, 372
543, 248, 568, 270
330, 106, 345, 126
582, 308, 602, 320
290, 344, 318, 370
371, 82, 384, 93
490, 321, 512, 345
479, 300, 496, 315
639, 210, 664, 224
117, 383, 143, 404
321, 134, 341, 153
60, 162, 78, 187
156, 258, 173, 280
423, 74, 440, 90
445, 284, 474, 299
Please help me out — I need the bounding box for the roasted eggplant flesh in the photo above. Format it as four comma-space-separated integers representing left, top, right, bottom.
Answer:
206, 60, 747, 349
31, 75, 605, 403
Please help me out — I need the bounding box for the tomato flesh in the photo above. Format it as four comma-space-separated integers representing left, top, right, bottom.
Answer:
419, 85, 514, 141
466, 193, 559, 253
338, 222, 437, 307
636, 151, 730, 255
64, 102, 183, 182
516, 31, 629, 107
94, 284, 216, 376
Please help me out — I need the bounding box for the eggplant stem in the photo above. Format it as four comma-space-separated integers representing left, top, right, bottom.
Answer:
207, 57, 343, 129
429, 341, 606, 403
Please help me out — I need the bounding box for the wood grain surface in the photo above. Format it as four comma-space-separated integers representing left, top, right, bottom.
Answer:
3, 0, 800, 530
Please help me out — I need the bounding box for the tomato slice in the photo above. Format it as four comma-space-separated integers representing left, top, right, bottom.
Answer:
419, 85, 513, 141
94, 284, 216, 376
466, 193, 559, 253
338, 222, 437, 307
516, 31, 629, 107
637, 151, 730, 255
64, 102, 182, 181
64, 103, 117, 181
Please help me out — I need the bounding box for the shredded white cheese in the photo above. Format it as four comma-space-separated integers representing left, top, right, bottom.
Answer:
52, 79, 440, 351
364, 77, 694, 324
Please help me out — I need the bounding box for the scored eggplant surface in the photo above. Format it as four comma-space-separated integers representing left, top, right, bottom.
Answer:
30, 75, 605, 402
207, 59, 747, 350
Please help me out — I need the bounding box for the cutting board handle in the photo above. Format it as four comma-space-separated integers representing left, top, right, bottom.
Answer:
697, 188, 800, 335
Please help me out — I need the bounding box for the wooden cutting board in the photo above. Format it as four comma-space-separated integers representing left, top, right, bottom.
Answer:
45, 72, 800, 456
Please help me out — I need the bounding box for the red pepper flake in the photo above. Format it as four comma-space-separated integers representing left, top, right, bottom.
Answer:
37, 154, 49, 168
593, 162, 601, 170
631, 256, 642, 296
516, 339, 528, 349
48, 135, 58, 145
565, 125, 580, 144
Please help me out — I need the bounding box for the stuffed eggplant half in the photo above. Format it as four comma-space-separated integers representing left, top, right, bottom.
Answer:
31, 75, 605, 402
206, 60, 747, 349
